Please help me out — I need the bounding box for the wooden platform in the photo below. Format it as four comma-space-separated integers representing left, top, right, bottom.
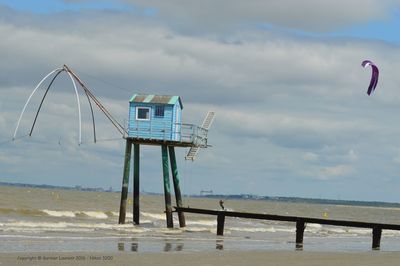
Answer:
175, 207, 400, 250
127, 137, 199, 148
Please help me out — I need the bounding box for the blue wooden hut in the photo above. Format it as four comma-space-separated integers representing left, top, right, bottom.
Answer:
128, 94, 183, 141
121, 93, 214, 228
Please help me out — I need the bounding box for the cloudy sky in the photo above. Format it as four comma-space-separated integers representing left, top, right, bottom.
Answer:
1, 0, 400, 202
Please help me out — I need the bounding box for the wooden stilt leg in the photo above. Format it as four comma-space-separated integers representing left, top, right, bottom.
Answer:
217, 213, 225, 236
161, 145, 173, 228
296, 220, 305, 250
372, 227, 382, 250
118, 139, 132, 224
168, 146, 186, 227
133, 144, 140, 225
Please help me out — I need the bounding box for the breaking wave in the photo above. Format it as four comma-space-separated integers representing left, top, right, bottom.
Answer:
3, 207, 400, 238
0, 208, 118, 219
0, 220, 149, 234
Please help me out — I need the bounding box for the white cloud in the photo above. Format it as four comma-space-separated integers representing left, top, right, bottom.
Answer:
1, 6, 400, 200
0, 115, 6, 132
0, 153, 20, 164
303, 152, 319, 162
316, 164, 353, 180
125, 0, 399, 33
346, 149, 358, 162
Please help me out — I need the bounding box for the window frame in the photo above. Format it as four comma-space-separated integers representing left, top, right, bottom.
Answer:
154, 105, 165, 118
135, 106, 151, 121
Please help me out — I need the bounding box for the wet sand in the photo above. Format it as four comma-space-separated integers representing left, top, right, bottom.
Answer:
2, 251, 400, 266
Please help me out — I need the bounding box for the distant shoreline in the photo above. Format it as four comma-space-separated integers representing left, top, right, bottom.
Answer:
0, 181, 112, 193
1, 181, 400, 209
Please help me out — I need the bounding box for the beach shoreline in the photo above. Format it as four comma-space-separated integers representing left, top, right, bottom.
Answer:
2, 251, 400, 266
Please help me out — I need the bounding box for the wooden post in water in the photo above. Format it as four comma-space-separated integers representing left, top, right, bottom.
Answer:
133, 144, 140, 225
296, 220, 305, 250
217, 213, 226, 236
372, 227, 382, 250
168, 146, 186, 227
118, 139, 132, 224
161, 145, 174, 228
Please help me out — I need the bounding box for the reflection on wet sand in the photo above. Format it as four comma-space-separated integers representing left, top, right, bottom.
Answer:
295, 243, 303, 251
117, 239, 184, 252
131, 240, 139, 252
164, 240, 184, 252
216, 239, 224, 250
117, 242, 125, 251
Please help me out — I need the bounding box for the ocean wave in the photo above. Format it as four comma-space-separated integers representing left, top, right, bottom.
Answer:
182, 226, 214, 233
185, 220, 217, 226
42, 210, 76, 218
141, 212, 167, 220
0, 221, 149, 234
3, 207, 400, 238
78, 211, 108, 219
0, 208, 126, 220
0, 208, 45, 217
0, 207, 117, 219
228, 226, 278, 233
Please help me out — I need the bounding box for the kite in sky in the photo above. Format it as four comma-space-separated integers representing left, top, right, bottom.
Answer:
361, 60, 379, 95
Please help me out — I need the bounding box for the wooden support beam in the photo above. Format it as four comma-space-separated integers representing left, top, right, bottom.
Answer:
175, 207, 400, 231
173, 207, 400, 251
217, 213, 226, 236
133, 144, 140, 225
161, 145, 174, 228
372, 227, 382, 250
296, 220, 305, 250
118, 139, 132, 224
168, 146, 186, 227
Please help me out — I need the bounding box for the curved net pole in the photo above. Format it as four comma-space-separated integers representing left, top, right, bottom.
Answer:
64, 68, 82, 145
83, 89, 97, 143
13, 68, 64, 140
63, 65, 125, 136
29, 69, 65, 137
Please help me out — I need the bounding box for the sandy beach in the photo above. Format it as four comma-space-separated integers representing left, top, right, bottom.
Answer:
2, 251, 400, 266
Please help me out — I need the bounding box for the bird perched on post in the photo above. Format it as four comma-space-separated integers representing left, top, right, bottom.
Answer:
219, 200, 225, 210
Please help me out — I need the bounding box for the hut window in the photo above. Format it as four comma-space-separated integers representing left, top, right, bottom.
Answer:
155, 106, 164, 117
136, 107, 150, 120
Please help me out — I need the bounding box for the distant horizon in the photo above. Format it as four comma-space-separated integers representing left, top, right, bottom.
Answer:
2, 180, 400, 207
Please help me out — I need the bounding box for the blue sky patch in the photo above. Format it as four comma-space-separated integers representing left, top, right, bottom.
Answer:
259, 9, 400, 45
0, 0, 135, 14
330, 13, 400, 44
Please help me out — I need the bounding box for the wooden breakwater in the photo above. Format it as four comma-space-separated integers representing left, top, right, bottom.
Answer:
175, 207, 400, 250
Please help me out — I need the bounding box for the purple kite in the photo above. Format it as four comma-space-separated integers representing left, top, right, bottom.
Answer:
361, 60, 379, 95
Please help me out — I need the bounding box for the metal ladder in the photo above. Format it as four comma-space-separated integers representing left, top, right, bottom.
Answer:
185, 111, 215, 161
201, 111, 215, 130
185, 147, 200, 161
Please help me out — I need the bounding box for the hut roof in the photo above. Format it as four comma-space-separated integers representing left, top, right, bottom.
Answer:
130, 94, 183, 109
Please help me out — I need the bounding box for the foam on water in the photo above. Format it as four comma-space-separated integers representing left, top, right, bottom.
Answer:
0, 220, 149, 234
185, 220, 217, 226
141, 212, 167, 220
3, 208, 400, 239
184, 227, 214, 233
42, 209, 76, 218
80, 211, 108, 219
229, 226, 277, 233
1, 208, 130, 220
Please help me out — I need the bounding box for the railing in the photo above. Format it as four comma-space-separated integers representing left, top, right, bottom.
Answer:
175, 207, 400, 250
128, 121, 208, 147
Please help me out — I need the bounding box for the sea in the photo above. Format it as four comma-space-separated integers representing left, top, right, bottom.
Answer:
1, 185, 400, 253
